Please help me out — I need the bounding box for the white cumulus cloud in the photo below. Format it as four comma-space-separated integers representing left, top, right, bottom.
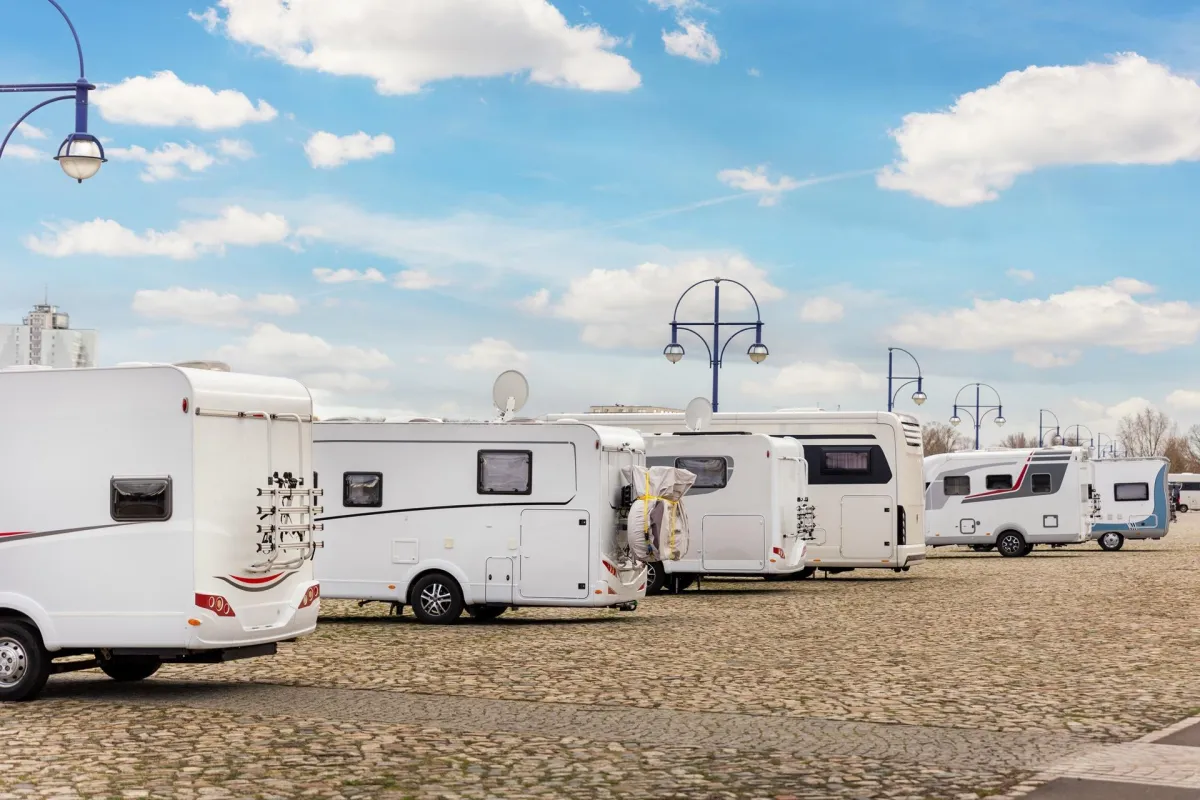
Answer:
394, 270, 449, 290
304, 131, 395, 169
448, 338, 530, 371
517, 288, 551, 313
1167, 390, 1200, 410
742, 360, 880, 404
216, 138, 256, 159
3, 144, 43, 161
717, 165, 800, 206
132, 287, 299, 327
662, 18, 720, 64
107, 142, 217, 182
1007, 268, 1035, 283
216, 323, 392, 374
799, 296, 845, 323
312, 267, 387, 284
194, 0, 641, 95
878, 53, 1200, 206
17, 123, 47, 140
93, 71, 277, 130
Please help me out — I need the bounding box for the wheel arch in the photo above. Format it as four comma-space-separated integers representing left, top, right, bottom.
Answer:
0, 595, 56, 649
403, 564, 470, 606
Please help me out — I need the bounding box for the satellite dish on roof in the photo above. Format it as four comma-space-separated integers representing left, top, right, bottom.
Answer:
493, 370, 529, 421
685, 397, 714, 432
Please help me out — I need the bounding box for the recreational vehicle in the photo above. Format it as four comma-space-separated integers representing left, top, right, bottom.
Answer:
924, 447, 1098, 557
0, 364, 323, 702
1168, 472, 1200, 512
313, 420, 649, 624
1091, 457, 1170, 551
641, 432, 813, 591
545, 410, 925, 575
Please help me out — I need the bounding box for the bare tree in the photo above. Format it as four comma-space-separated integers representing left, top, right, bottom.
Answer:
998, 432, 1035, 448
1161, 435, 1197, 473
923, 422, 968, 455
1117, 407, 1176, 457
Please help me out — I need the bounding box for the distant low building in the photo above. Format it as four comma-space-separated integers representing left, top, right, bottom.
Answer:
588, 404, 684, 414
0, 301, 97, 368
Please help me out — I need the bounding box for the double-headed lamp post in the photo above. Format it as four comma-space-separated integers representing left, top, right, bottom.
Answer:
1065, 424, 1095, 455
663, 277, 768, 413
950, 382, 1006, 450
0, 0, 105, 182
1039, 408, 1062, 447
886, 347, 927, 412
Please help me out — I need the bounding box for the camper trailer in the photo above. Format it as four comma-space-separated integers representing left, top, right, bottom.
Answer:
1168, 472, 1200, 512
313, 420, 649, 624
0, 364, 323, 702
924, 447, 1098, 557
1091, 457, 1170, 551
641, 432, 813, 591
545, 410, 925, 575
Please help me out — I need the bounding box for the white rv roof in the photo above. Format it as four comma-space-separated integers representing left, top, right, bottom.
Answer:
925, 446, 1085, 467
546, 410, 913, 425
314, 419, 644, 449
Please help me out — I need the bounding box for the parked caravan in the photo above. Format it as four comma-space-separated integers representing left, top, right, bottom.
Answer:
641, 432, 814, 591
0, 364, 323, 701
1091, 458, 1171, 551
313, 420, 649, 624
545, 410, 925, 574
1168, 473, 1200, 512
924, 447, 1098, 557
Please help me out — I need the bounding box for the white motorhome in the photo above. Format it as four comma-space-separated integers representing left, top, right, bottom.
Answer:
924, 447, 1098, 557
545, 411, 925, 575
1168, 472, 1200, 513
0, 365, 323, 702
1091, 458, 1171, 551
641, 432, 813, 591
313, 420, 648, 624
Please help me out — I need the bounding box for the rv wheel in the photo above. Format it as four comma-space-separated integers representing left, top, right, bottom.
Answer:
411, 574, 464, 624
996, 531, 1027, 558
0, 621, 50, 702
1180, 505, 1189, 513
98, 654, 161, 682
467, 605, 507, 622
1098, 532, 1125, 552
645, 562, 667, 596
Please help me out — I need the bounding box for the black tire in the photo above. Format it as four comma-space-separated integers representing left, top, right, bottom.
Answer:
996, 531, 1027, 558
0, 621, 50, 702
1180, 505, 1189, 513
466, 605, 507, 621
98, 654, 161, 682
644, 562, 667, 596
1098, 531, 1125, 552
410, 573, 464, 624
1021, 543, 1035, 556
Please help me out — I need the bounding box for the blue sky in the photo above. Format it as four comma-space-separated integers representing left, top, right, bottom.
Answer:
3, 0, 1200, 444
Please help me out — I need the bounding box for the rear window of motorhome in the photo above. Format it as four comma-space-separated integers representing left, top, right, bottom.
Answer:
675, 457, 727, 488
822, 448, 870, 474
1032, 473, 1052, 493
478, 450, 532, 495
110, 477, 172, 521
943, 475, 970, 495
986, 474, 1013, 490
344, 472, 383, 507
1114, 482, 1149, 502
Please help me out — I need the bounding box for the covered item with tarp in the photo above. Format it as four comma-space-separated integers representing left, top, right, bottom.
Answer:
622, 465, 695, 562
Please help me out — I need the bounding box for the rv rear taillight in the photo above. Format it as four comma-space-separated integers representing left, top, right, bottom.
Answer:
601, 559, 618, 576
298, 584, 320, 609
607, 586, 617, 594
772, 546, 785, 558
195, 593, 235, 617
181, 398, 189, 413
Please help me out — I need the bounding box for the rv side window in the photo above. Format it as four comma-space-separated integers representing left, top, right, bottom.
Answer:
675, 457, 727, 489
343, 472, 382, 507
1114, 482, 1149, 502
985, 474, 1013, 490
822, 448, 871, 474
943, 475, 970, 495
1032, 473, 1052, 493
110, 477, 172, 521
478, 450, 533, 495
1182, 482, 1200, 491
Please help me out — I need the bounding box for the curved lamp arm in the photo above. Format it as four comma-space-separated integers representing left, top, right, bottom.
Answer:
717, 325, 760, 364
0, 94, 73, 160
672, 325, 714, 364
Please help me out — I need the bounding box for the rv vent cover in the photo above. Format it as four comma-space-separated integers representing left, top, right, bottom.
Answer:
174, 360, 232, 372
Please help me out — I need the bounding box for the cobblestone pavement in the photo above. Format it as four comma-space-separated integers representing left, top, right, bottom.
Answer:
1, 517, 1198, 798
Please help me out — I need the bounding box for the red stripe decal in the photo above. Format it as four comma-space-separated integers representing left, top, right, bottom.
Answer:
967, 456, 1032, 499
227, 573, 284, 585
0, 531, 31, 538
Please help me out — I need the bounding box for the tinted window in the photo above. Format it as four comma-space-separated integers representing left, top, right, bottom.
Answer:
944, 475, 970, 496
823, 448, 871, 474
1115, 482, 1149, 502
111, 477, 172, 521
1183, 482, 1200, 491
800, 444, 893, 485
1032, 473, 1052, 494
675, 457, 727, 489
986, 474, 1013, 490
478, 450, 532, 495
343, 472, 382, 507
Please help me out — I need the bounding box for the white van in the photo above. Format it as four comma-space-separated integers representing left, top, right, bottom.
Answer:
0, 365, 323, 701
313, 420, 648, 623
1091, 458, 1171, 551
1168, 472, 1200, 513
924, 447, 1098, 557
546, 410, 925, 575
642, 432, 813, 591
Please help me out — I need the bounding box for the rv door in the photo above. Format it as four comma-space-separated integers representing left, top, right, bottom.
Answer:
839, 496, 894, 560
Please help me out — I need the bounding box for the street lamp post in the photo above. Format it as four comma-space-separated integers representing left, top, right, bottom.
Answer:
1096, 433, 1116, 458
1064, 424, 1095, 455
663, 277, 768, 413
0, 0, 105, 181
886, 347, 927, 412
950, 382, 1006, 450
1038, 408, 1062, 447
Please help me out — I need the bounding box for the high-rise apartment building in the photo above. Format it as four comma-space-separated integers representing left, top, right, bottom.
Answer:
0, 301, 97, 368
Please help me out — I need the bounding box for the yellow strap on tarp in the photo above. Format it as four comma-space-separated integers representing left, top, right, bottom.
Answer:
639, 471, 678, 558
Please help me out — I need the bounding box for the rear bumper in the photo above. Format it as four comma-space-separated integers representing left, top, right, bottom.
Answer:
186, 581, 320, 649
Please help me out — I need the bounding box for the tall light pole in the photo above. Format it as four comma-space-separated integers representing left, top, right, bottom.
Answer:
663, 277, 768, 413
1038, 408, 1062, 447
0, 0, 105, 181
886, 347, 927, 412
1065, 424, 1095, 455
950, 382, 1006, 450
1096, 432, 1116, 458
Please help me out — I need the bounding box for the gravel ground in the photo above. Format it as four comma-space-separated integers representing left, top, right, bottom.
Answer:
2, 515, 1198, 799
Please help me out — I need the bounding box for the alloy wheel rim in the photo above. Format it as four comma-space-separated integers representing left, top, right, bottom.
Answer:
0, 637, 29, 688
646, 563, 658, 586
1102, 532, 1120, 549
420, 583, 452, 616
